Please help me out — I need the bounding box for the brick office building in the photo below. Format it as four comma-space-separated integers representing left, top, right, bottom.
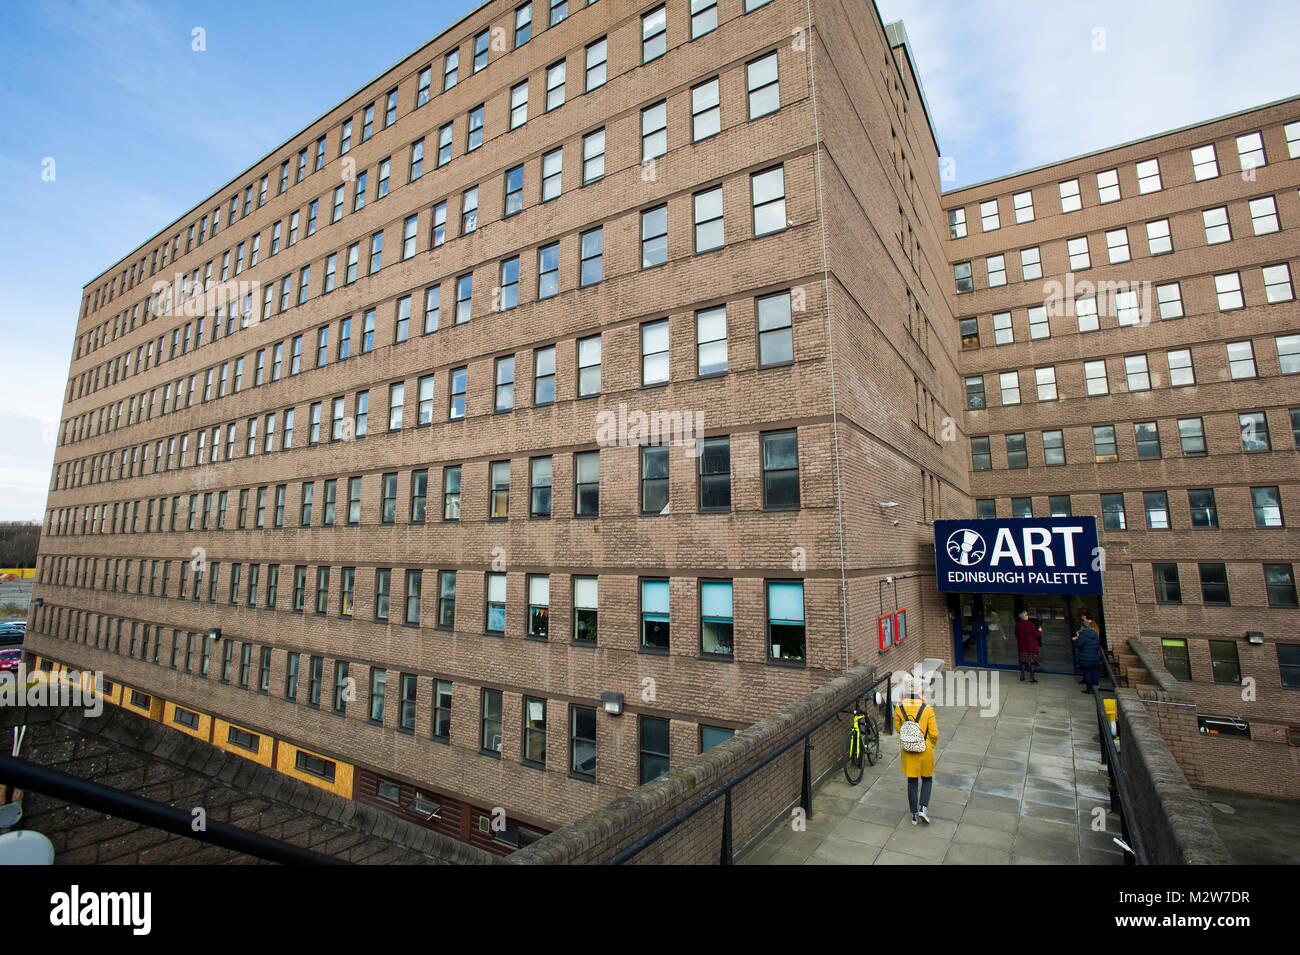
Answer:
25, 0, 965, 851
26, 0, 1298, 855
945, 100, 1300, 797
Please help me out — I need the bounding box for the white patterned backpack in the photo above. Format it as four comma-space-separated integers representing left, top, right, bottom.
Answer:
898, 702, 928, 753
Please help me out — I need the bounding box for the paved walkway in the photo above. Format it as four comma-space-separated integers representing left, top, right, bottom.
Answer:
743, 670, 1126, 865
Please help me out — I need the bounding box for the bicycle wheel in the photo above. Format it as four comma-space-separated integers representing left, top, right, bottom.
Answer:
843, 723, 864, 785
862, 715, 881, 766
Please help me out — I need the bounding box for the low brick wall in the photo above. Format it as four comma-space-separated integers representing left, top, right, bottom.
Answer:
1114, 686, 1231, 865
508, 663, 880, 865
0, 704, 496, 865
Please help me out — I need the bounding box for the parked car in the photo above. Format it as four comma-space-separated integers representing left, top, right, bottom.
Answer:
0, 649, 21, 673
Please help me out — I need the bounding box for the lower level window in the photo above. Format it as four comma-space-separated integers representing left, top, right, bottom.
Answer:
295, 749, 337, 781
767, 580, 805, 662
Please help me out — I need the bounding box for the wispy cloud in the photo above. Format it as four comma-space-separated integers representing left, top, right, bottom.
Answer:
877, 0, 1300, 187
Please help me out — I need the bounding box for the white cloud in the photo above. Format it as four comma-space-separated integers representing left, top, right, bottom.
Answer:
876, 0, 1300, 187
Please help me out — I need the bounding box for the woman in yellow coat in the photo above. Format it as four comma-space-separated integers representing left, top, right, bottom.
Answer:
894, 677, 939, 825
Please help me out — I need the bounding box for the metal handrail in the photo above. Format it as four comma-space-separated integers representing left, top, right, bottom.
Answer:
0, 755, 348, 865
1093, 653, 1150, 865
606, 669, 893, 865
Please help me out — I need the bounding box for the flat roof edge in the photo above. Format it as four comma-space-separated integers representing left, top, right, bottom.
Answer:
940, 92, 1300, 200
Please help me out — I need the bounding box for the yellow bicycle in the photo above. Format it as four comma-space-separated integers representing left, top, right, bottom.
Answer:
843, 704, 881, 784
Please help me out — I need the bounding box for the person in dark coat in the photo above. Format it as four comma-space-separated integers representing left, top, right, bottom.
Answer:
1014, 610, 1041, 683
1073, 621, 1102, 693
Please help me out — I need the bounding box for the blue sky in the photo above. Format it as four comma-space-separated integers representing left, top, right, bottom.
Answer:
0, 0, 1295, 520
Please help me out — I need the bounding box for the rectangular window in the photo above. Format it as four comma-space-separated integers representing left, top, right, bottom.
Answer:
751, 166, 786, 236
689, 79, 721, 143
1125, 354, 1151, 392
1203, 206, 1231, 244
1134, 421, 1161, 459
757, 291, 794, 366
1191, 143, 1218, 180
449, 367, 467, 419
486, 573, 507, 633
534, 345, 556, 404
1250, 195, 1279, 235
455, 274, 472, 323
993, 312, 1013, 345
530, 457, 552, 518
1200, 565, 1231, 607
954, 262, 973, 293
1237, 131, 1266, 170
1265, 266, 1295, 305
1145, 491, 1170, 530
541, 148, 562, 202
443, 466, 461, 520
1157, 282, 1183, 319
949, 208, 967, 239
641, 445, 669, 515
642, 5, 666, 62
585, 37, 606, 90
1153, 563, 1181, 603
575, 450, 599, 517
1101, 493, 1126, 531
1189, 489, 1217, 528
641, 319, 669, 385
388, 382, 404, 431
380, 472, 398, 524
971, 436, 991, 471
494, 356, 515, 412
527, 574, 549, 639
583, 129, 605, 184
405, 570, 422, 625
747, 53, 780, 120
1059, 179, 1081, 212
437, 571, 456, 629
462, 186, 478, 234
443, 50, 458, 91
1012, 190, 1034, 223
1093, 425, 1118, 463
1265, 565, 1298, 608
767, 580, 805, 662
965, 376, 986, 410
999, 371, 1020, 405
1027, 305, 1049, 339
762, 430, 800, 508
571, 704, 596, 778
369, 668, 387, 724
1106, 228, 1130, 263
1035, 366, 1057, 401
1146, 218, 1172, 255
490, 461, 510, 518
979, 199, 999, 231
1042, 429, 1066, 466
1252, 486, 1283, 527
1177, 417, 1205, 455
1006, 433, 1027, 469
701, 579, 734, 655
1096, 168, 1120, 203
986, 255, 1006, 287
1227, 340, 1256, 378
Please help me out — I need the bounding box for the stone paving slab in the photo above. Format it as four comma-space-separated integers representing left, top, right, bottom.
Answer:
744, 671, 1124, 866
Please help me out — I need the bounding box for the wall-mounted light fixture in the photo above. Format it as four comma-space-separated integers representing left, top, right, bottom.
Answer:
879, 502, 901, 526
32, 597, 43, 607
209, 627, 222, 642
1246, 631, 1264, 645
600, 691, 624, 716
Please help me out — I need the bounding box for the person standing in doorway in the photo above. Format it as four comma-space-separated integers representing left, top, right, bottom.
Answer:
1015, 610, 1041, 682
895, 676, 939, 825
1073, 617, 1102, 694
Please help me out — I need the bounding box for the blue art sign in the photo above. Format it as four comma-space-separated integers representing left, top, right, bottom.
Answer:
934, 517, 1103, 595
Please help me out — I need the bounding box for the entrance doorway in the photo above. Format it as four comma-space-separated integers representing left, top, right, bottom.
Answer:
950, 593, 1105, 674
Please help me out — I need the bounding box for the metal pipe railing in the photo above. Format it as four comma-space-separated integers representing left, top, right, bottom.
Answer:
607, 669, 893, 865
0, 755, 349, 865
1093, 653, 1150, 865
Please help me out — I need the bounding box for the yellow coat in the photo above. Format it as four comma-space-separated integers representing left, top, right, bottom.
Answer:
894, 698, 938, 778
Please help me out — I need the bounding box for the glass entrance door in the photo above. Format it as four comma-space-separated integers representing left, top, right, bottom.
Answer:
950, 593, 1085, 674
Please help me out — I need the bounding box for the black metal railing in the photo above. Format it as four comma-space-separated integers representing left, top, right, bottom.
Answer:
0, 755, 348, 865
607, 669, 894, 865
1093, 653, 1149, 865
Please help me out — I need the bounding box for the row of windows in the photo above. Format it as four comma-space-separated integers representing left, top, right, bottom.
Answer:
957, 272, 1295, 352
1149, 563, 1298, 610
55, 285, 797, 490
40, 608, 748, 791
953, 193, 1290, 294
970, 409, 1300, 471
1161, 637, 1300, 688
965, 335, 1300, 409
78, 0, 779, 333
63, 160, 790, 430
48, 429, 800, 537
948, 124, 1300, 239
40, 565, 808, 661
974, 486, 1292, 534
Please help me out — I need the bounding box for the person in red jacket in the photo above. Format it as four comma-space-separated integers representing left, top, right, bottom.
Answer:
1014, 610, 1042, 683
